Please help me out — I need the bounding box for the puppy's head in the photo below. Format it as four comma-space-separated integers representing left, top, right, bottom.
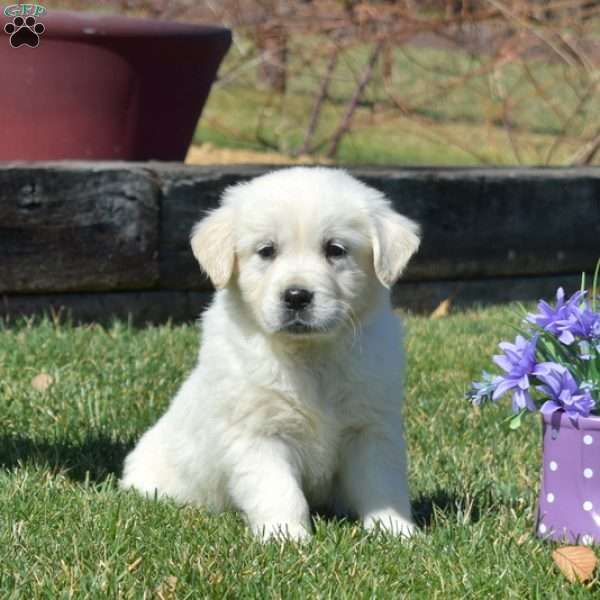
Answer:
191, 168, 420, 339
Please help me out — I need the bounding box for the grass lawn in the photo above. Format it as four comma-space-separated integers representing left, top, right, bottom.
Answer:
197, 38, 599, 167
0, 306, 594, 597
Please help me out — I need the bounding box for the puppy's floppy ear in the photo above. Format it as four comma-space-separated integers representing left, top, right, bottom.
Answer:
190, 206, 235, 289
371, 206, 421, 288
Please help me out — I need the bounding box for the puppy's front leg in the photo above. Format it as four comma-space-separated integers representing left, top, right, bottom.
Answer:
229, 437, 311, 542
338, 430, 415, 538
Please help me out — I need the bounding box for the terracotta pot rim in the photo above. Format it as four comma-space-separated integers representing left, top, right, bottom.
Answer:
0, 9, 230, 40
541, 410, 600, 430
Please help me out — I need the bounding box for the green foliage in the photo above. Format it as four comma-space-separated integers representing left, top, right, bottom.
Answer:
198, 38, 600, 165
0, 307, 596, 597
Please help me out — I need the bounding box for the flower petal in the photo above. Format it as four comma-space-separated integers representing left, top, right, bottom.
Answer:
493, 355, 513, 373
540, 400, 560, 417
558, 329, 575, 345
518, 374, 530, 390
493, 378, 516, 401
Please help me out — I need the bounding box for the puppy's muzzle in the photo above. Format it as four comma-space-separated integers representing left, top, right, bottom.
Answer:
283, 287, 314, 311
280, 286, 318, 334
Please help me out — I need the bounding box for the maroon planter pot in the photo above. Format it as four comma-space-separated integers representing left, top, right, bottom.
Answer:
0, 10, 231, 161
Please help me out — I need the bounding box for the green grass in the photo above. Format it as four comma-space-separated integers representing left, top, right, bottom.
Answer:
42, 4, 600, 165
197, 34, 599, 166
0, 307, 597, 597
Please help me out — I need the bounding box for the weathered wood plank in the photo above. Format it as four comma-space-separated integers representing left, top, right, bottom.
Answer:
358, 169, 600, 281
156, 167, 244, 290
1, 164, 598, 301
153, 165, 600, 290
0, 273, 585, 324
0, 164, 160, 293
392, 273, 585, 313
0, 290, 213, 325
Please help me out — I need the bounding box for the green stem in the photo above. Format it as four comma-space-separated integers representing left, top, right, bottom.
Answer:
592, 257, 600, 313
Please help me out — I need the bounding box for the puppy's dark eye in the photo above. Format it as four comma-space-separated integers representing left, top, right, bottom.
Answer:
257, 243, 276, 259
325, 240, 347, 259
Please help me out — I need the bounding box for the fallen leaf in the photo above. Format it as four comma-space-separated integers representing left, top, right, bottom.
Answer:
430, 298, 452, 319
155, 575, 178, 600
127, 557, 142, 573
31, 373, 53, 392
516, 533, 529, 546
552, 545, 597, 583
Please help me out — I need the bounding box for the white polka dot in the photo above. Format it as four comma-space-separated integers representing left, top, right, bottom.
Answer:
549, 461, 558, 471
584, 468, 594, 479
539, 523, 547, 534
584, 435, 594, 445
584, 501, 593, 511
582, 534, 594, 546
547, 493, 555, 503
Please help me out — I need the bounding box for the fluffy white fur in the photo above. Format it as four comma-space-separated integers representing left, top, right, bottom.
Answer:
121, 167, 421, 541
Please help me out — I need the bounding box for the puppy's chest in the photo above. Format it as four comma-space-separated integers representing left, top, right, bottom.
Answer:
281, 359, 359, 421
268, 361, 364, 460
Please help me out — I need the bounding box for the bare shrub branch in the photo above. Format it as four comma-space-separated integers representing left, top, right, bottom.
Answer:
86, 0, 599, 165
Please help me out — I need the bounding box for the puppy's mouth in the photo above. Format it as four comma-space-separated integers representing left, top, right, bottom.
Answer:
278, 312, 337, 336
282, 319, 318, 335
268, 302, 345, 338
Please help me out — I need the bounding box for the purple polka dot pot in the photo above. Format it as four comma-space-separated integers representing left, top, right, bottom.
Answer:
538, 412, 600, 544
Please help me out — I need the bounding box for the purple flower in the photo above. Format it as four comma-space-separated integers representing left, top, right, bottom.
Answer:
558, 304, 600, 344
527, 287, 589, 345
537, 362, 596, 423
492, 335, 539, 412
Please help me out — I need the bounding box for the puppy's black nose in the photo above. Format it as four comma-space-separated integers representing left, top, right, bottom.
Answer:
283, 287, 314, 311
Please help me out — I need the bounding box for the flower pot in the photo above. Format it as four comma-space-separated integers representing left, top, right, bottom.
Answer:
0, 10, 231, 161
537, 411, 600, 544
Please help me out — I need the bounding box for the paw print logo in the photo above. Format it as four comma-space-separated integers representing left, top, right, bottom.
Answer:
4, 15, 45, 48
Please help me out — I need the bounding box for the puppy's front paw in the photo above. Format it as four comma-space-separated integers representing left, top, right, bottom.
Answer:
364, 512, 416, 538
253, 520, 312, 543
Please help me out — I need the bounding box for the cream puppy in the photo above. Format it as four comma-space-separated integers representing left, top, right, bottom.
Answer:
121, 167, 420, 541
